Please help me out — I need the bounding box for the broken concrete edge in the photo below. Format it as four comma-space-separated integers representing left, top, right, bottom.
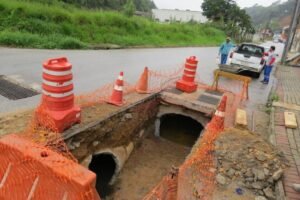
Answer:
62, 93, 159, 140
286, 53, 300, 62
285, 53, 300, 67
273, 101, 300, 112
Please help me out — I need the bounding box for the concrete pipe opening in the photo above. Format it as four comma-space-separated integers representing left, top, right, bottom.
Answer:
88, 153, 117, 198
159, 114, 204, 147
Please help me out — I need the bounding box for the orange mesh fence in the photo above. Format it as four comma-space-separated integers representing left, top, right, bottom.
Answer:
144, 96, 228, 200
0, 60, 246, 199
143, 167, 178, 200
21, 102, 78, 162
75, 64, 185, 108
148, 65, 184, 92
176, 97, 227, 200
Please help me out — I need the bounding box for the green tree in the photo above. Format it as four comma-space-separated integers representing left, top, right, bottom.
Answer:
202, 0, 254, 42
201, 0, 236, 22
123, 0, 136, 17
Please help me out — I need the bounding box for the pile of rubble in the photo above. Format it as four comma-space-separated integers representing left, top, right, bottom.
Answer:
215, 128, 288, 200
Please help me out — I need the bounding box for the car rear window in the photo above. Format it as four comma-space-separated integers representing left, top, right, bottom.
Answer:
236, 44, 264, 57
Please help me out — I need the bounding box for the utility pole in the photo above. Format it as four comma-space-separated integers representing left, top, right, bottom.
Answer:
281, 0, 300, 63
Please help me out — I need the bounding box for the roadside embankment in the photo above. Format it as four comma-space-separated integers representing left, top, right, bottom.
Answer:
0, 0, 225, 49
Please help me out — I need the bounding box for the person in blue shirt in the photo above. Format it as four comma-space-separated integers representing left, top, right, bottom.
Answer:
219, 37, 235, 65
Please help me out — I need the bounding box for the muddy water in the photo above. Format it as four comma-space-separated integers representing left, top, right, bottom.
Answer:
106, 133, 190, 200
160, 114, 203, 147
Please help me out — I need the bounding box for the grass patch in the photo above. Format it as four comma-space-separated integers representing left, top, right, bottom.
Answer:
270, 93, 279, 102
0, 0, 225, 49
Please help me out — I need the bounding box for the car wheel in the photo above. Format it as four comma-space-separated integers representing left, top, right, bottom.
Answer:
253, 72, 261, 78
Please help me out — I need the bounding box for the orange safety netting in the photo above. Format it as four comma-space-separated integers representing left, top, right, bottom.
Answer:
144, 96, 229, 200
0, 60, 246, 199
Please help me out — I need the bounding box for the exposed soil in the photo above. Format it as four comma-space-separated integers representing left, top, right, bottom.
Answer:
0, 93, 151, 137
214, 128, 288, 200
0, 109, 32, 136
107, 133, 190, 200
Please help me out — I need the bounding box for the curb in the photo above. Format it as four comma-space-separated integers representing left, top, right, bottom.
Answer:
269, 106, 286, 200
268, 70, 286, 200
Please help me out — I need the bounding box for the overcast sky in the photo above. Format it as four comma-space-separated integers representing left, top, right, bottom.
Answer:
153, 0, 288, 11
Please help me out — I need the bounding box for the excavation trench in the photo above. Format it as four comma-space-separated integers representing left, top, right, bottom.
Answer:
88, 113, 205, 199
159, 114, 203, 147
66, 95, 213, 199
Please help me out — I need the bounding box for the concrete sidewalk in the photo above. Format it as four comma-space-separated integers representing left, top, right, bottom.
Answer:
271, 65, 300, 200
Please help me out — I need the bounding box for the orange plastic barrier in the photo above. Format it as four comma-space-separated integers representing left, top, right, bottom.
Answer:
176, 56, 198, 93
0, 134, 100, 200
37, 57, 81, 132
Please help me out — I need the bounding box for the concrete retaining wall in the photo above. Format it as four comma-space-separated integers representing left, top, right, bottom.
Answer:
65, 95, 160, 163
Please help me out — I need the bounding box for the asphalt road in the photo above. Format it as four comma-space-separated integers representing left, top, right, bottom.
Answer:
0, 41, 284, 113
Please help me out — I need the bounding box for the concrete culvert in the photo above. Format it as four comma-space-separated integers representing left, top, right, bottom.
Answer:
88, 153, 117, 198
159, 114, 203, 147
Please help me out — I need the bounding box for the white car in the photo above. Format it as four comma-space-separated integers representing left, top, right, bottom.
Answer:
273, 35, 280, 43
219, 43, 268, 78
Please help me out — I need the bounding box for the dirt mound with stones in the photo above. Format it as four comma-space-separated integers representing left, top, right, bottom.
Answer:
214, 128, 288, 200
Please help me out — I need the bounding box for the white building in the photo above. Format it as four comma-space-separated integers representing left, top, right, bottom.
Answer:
152, 9, 207, 23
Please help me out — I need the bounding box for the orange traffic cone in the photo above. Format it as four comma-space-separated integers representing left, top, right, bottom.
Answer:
108, 72, 124, 106
176, 56, 198, 93
136, 67, 149, 94
206, 95, 227, 131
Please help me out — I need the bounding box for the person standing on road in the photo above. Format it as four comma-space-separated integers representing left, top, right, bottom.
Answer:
261, 46, 276, 84
218, 37, 235, 65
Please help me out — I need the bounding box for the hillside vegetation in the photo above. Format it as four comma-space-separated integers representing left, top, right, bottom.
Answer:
245, 0, 295, 29
0, 0, 225, 49
22, 0, 156, 12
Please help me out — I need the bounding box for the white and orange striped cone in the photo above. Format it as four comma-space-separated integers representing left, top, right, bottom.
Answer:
136, 67, 149, 94
108, 72, 124, 106
206, 95, 227, 132
176, 56, 198, 93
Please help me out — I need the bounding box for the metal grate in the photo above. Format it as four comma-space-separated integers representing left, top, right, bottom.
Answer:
204, 90, 223, 97
165, 88, 183, 95
0, 76, 39, 100
198, 94, 220, 105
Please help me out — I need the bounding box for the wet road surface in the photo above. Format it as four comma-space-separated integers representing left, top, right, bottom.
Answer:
0, 42, 284, 113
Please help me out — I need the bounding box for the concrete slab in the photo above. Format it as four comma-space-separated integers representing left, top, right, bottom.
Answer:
198, 94, 220, 105
165, 88, 183, 95
160, 88, 223, 116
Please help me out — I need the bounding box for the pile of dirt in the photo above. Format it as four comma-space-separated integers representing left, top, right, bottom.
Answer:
214, 128, 288, 200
